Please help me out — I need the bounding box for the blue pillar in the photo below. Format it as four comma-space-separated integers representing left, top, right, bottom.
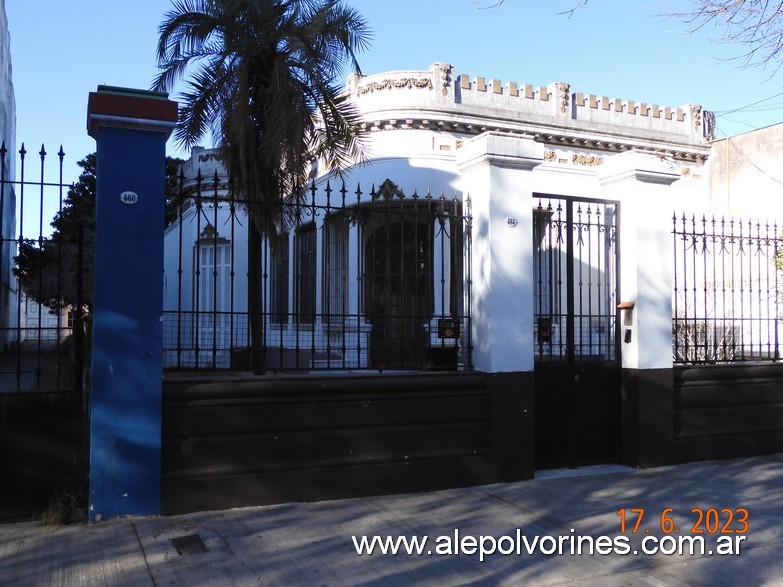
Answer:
86, 86, 177, 521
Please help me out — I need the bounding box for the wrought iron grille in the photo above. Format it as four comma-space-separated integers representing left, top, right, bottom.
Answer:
0, 143, 87, 393
533, 196, 618, 363
163, 171, 473, 372
673, 213, 782, 364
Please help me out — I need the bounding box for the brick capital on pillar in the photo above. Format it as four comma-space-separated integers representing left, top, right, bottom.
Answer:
87, 85, 178, 139
87, 86, 177, 521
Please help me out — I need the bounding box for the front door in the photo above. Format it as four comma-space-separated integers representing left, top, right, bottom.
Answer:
365, 221, 432, 369
533, 196, 621, 469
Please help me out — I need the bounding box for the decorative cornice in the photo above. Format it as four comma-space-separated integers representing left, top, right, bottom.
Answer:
355, 117, 709, 161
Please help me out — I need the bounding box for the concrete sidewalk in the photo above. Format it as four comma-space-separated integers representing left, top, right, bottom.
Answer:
2, 454, 783, 586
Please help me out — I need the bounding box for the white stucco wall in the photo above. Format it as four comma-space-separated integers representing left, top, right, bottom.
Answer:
708, 124, 783, 219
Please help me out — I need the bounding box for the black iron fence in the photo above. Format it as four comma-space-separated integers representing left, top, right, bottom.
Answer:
163, 168, 473, 372
0, 143, 87, 394
673, 213, 782, 364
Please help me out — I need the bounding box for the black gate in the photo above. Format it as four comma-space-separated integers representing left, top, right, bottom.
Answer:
532, 195, 620, 469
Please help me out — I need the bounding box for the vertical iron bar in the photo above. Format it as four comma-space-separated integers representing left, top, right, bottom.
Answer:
175, 167, 185, 369
75, 224, 86, 488
355, 183, 363, 367
739, 218, 746, 360
211, 171, 219, 367
34, 146, 45, 388
672, 213, 679, 362
576, 204, 584, 357
228, 174, 236, 369
730, 217, 737, 361
551, 200, 560, 359
465, 193, 473, 368
710, 216, 718, 361
340, 181, 348, 369
325, 180, 332, 368
566, 201, 575, 363
765, 220, 772, 359
534, 199, 543, 358
15, 145, 26, 388
310, 181, 317, 369
701, 214, 714, 362
684, 213, 690, 361
721, 216, 728, 360
55, 147, 65, 387
776, 221, 780, 361
58, 147, 66, 385
193, 169, 203, 368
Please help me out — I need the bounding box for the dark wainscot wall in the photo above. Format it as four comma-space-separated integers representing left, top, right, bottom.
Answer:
0, 391, 84, 518
624, 364, 783, 468
673, 364, 783, 462
162, 372, 533, 515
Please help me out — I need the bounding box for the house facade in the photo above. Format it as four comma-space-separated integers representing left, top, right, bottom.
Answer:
164, 62, 714, 377
94, 64, 783, 515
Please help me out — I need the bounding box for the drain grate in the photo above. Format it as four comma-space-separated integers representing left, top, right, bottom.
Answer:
170, 534, 209, 555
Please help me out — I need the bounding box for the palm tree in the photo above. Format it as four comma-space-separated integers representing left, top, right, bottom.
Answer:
154, 0, 369, 373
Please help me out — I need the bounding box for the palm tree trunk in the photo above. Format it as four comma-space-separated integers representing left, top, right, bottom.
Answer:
248, 222, 265, 374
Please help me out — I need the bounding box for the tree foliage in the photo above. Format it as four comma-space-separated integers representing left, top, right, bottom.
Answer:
675, 0, 783, 72
14, 154, 96, 314
14, 154, 184, 314
153, 0, 370, 372
153, 0, 370, 235
487, 0, 783, 72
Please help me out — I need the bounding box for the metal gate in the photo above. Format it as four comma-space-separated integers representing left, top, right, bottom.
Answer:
532, 195, 620, 469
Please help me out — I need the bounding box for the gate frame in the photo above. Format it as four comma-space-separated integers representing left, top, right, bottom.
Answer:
532, 193, 622, 468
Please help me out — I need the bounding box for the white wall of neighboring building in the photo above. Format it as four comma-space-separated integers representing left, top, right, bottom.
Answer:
0, 0, 16, 349
708, 123, 783, 219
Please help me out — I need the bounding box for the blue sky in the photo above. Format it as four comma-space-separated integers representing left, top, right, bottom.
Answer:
6, 0, 783, 187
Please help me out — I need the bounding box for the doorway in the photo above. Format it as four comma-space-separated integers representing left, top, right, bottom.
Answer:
365, 221, 432, 369
532, 195, 621, 468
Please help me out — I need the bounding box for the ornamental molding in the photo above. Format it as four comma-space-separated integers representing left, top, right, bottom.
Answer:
200, 223, 218, 239
439, 64, 453, 96
543, 150, 604, 166
689, 104, 715, 140
357, 77, 434, 95
374, 178, 405, 200
559, 83, 570, 114
573, 153, 603, 166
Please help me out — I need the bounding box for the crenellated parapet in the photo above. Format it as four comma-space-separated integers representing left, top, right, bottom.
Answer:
347, 62, 713, 160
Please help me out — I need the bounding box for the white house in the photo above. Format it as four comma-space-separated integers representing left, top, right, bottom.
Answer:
162, 62, 722, 376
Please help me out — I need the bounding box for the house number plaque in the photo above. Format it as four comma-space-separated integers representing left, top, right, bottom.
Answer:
120, 191, 139, 205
